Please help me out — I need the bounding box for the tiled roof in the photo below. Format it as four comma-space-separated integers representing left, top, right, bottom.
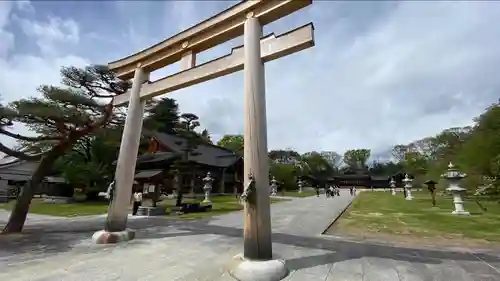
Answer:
148, 131, 241, 168
136, 152, 178, 163
0, 156, 20, 166
135, 170, 163, 179
334, 174, 371, 179
0, 159, 63, 182
371, 176, 391, 181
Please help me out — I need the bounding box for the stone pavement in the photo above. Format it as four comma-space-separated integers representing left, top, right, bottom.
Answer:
0, 191, 500, 281
0, 209, 68, 224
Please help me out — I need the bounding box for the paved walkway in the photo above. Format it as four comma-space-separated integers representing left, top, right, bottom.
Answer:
0, 192, 499, 281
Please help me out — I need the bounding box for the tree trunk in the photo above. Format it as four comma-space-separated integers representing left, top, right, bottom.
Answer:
2, 152, 62, 234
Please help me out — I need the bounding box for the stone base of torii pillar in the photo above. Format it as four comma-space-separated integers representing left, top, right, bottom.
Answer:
229, 254, 288, 281
92, 229, 135, 244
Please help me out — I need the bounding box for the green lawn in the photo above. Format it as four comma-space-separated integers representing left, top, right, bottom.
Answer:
0, 195, 287, 220
332, 191, 500, 246
0, 199, 109, 217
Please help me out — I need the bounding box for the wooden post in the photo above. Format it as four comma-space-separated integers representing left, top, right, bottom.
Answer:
152, 182, 159, 207
180, 51, 196, 70
243, 15, 272, 261
220, 168, 226, 194
173, 173, 179, 195
105, 65, 147, 232
431, 190, 436, 207
234, 170, 239, 197
190, 169, 195, 197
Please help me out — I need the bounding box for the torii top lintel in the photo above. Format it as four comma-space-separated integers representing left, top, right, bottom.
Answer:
108, 0, 312, 80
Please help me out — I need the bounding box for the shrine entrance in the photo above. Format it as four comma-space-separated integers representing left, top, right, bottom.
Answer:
93, 1, 315, 279
332, 174, 371, 188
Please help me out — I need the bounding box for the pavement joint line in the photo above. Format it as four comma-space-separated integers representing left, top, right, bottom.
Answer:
471, 252, 500, 275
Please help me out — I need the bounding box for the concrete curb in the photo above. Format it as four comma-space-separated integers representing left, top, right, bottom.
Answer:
321, 198, 354, 235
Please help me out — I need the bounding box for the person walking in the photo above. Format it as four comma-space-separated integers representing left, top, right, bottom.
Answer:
349, 186, 353, 196
132, 187, 143, 216
106, 180, 115, 206
353, 186, 357, 196
329, 185, 335, 198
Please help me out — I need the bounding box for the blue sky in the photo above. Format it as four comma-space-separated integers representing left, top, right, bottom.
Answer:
1, 1, 500, 160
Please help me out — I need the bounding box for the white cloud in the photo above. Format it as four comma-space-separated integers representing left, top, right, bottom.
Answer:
14, 15, 80, 55
2, 1, 500, 159
0, 2, 13, 28
0, 1, 89, 145
149, 1, 500, 155
0, 29, 14, 58
0, 54, 88, 101
15, 0, 35, 14
0, 2, 15, 57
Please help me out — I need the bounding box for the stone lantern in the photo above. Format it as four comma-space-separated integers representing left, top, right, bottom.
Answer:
202, 172, 214, 204
270, 176, 278, 196
442, 162, 470, 216
297, 178, 304, 194
424, 180, 438, 207
403, 174, 413, 200
389, 177, 396, 196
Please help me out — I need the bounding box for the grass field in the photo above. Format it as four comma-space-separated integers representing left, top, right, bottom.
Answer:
0, 199, 110, 217
329, 191, 500, 247
0, 195, 286, 220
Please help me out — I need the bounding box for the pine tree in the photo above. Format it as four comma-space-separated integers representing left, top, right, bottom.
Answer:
0, 65, 128, 233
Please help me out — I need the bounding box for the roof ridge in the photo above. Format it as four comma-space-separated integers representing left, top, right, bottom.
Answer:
151, 131, 239, 155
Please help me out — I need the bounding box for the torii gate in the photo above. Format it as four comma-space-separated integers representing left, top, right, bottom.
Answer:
92, 0, 315, 279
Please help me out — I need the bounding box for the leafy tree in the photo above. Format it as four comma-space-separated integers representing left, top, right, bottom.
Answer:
301, 151, 334, 180
268, 149, 301, 164
392, 144, 408, 163
343, 149, 371, 171
407, 137, 440, 161
429, 127, 471, 163
268, 149, 313, 190
217, 134, 244, 153
403, 151, 429, 176
319, 151, 342, 171
55, 134, 119, 200
457, 104, 500, 176
142, 96, 212, 146
0, 65, 128, 233
200, 128, 212, 144
340, 166, 356, 175
143, 97, 180, 134
269, 163, 296, 191
369, 160, 400, 176
369, 160, 385, 175
268, 150, 336, 191
171, 113, 202, 206
368, 160, 403, 176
